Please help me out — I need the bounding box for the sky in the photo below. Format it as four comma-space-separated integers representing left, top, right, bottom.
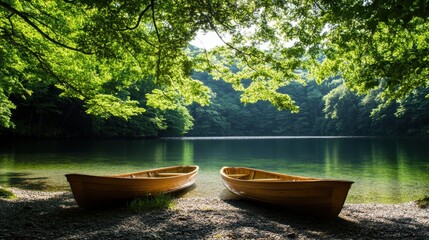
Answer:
190, 30, 288, 50
189, 31, 227, 50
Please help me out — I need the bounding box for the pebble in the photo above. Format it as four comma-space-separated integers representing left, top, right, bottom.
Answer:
0, 188, 428, 240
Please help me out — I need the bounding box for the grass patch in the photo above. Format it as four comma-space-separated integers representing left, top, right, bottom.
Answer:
128, 194, 176, 212
416, 195, 429, 208
0, 187, 16, 199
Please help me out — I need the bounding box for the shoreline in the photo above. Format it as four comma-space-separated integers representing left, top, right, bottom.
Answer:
1, 188, 428, 240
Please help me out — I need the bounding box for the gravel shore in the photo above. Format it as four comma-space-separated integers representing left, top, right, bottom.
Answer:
1, 188, 428, 240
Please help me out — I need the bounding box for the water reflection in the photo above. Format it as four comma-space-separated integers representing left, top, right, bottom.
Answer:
182, 141, 194, 166
0, 137, 428, 203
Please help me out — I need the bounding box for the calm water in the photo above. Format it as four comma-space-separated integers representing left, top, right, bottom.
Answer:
0, 137, 428, 203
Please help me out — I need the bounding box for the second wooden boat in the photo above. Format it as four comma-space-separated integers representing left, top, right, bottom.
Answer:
220, 166, 353, 218
66, 165, 198, 209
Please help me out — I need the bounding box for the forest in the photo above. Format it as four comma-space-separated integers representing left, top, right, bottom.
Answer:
188, 70, 429, 136
1, 56, 428, 138
1, 1, 429, 138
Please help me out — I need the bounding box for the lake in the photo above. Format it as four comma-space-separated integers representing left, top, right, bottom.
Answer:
0, 137, 428, 203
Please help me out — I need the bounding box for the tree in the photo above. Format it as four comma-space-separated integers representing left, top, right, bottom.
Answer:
322, 82, 366, 134
394, 87, 429, 135
0, 0, 211, 128
202, 0, 429, 107
1, 0, 428, 129
310, 0, 429, 101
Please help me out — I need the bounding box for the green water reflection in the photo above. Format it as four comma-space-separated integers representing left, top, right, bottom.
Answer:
0, 137, 428, 203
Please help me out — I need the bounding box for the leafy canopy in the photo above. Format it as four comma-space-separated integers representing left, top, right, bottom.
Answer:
1, 0, 428, 128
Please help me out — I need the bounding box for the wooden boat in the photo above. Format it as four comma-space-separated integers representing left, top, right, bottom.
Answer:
66, 165, 198, 209
220, 167, 353, 218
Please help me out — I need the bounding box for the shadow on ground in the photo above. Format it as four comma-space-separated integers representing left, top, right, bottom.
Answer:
0, 191, 428, 240
0, 172, 51, 191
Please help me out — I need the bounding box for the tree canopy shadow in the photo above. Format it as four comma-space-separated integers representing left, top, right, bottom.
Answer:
1, 191, 428, 240
222, 200, 428, 239
0, 172, 50, 191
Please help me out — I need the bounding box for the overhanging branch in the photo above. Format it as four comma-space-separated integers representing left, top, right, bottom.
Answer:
150, 0, 161, 44
126, 4, 151, 31
5, 34, 88, 99
0, 1, 92, 54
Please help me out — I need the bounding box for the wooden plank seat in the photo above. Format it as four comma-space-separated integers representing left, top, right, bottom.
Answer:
228, 173, 249, 178
156, 172, 189, 176
249, 178, 282, 181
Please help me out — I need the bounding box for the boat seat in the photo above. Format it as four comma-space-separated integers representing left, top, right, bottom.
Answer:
249, 178, 282, 181
156, 173, 188, 176
228, 174, 249, 178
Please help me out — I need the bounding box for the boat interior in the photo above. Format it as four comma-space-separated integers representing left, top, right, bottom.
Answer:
224, 168, 318, 182
113, 166, 197, 178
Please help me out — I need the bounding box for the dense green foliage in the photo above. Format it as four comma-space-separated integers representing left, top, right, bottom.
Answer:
1, 1, 428, 136
1, 78, 193, 137
0, 0, 211, 130
3, 66, 428, 137
188, 72, 429, 136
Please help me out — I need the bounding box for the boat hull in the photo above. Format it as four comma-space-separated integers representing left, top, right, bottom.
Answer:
221, 167, 353, 218
66, 165, 198, 209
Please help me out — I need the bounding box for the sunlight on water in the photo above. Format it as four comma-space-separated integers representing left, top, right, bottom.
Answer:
0, 137, 428, 203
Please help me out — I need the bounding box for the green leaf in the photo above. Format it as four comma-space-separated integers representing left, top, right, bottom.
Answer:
85, 94, 145, 119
